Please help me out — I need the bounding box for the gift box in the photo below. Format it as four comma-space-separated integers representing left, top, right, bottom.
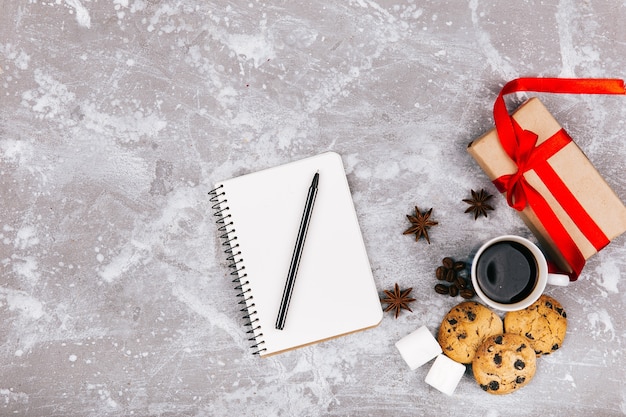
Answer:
467, 97, 626, 277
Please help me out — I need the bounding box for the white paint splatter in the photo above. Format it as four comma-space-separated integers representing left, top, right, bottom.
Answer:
0, 139, 34, 165
129, 0, 146, 13
0, 389, 29, 406
555, 0, 601, 77
146, 3, 181, 33
97, 186, 210, 282
587, 309, 615, 340
0, 43, 31, 70
468, 0, 516, 80
1, 288, 45, 320
26, 70, 166, 138
80, 101, 168, 143
595, 260, 620, 294
562, 373, 577, 388
98, 244, 142, 283
69, 354, 78, 362
22, 69, 76, 120
226, 32, 276, 68
86, 384, 118, 409
11, 255, 41, 285
172, 282, 249, 352
65, 0, 92, 29
373, 160, 400, 180
15, 226, 39, 250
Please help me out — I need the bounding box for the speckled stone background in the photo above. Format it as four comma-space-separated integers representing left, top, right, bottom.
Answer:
1, 1, 626, 416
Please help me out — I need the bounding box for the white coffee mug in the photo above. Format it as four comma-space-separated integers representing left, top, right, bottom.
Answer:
470, 235, 569, 312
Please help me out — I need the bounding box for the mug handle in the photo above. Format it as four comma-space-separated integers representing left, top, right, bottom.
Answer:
547, 273, 570, 286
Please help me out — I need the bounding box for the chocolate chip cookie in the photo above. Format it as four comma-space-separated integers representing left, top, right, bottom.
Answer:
504, 295, 567, 356
472, 333, 537, 395
437, 301, 503, 364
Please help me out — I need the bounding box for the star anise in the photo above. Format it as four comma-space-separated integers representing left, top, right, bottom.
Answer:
403, 206, 438, 244
463, 189, 494, 220
381, 283, 416, 318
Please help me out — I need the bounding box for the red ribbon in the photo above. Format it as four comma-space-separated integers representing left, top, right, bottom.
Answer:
493, 78, 625, 280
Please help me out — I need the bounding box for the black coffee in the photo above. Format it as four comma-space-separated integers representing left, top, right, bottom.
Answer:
475, 241, 538, 304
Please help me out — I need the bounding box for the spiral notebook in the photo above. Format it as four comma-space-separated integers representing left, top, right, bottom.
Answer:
210, 152, 382, 357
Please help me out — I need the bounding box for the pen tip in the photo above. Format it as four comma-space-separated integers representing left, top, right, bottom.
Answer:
312, 171, 319, 186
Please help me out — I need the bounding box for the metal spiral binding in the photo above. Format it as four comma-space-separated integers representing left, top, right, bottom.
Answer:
209, 185, 267, 355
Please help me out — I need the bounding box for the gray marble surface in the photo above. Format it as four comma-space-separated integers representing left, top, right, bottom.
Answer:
1, 1, 626, 416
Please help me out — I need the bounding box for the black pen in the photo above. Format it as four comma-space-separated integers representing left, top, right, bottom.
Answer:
275, 171, 319, 330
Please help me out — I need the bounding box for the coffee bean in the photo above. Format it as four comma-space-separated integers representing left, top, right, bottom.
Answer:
445, 269, 456, 282
453, 261, 466, 271
449, 285, 459, 297
435, 266, 445, 280
442, 257, 454, 269
454, 276, 467, 289
435, 284, 449, 295
460, 288, 475, 299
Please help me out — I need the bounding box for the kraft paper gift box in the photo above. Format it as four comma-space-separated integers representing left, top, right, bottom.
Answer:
467, 97, 626, 276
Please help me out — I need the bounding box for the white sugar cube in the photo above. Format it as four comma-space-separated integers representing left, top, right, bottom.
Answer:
425, 354, 466, 396
395, 325, 442, 370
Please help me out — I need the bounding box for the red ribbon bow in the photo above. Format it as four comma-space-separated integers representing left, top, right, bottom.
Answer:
492, 77, 626, 279
493, 121, 541, 211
